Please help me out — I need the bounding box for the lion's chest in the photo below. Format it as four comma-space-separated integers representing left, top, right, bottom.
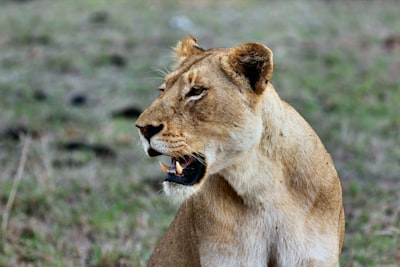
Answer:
196, 205, 335, 267
198, 212, 270, 267
194, 194, 295, 267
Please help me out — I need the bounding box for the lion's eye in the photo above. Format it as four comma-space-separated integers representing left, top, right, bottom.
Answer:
158, 82, 166, 94
158, 87, 165, 95
186, 86, 206, 98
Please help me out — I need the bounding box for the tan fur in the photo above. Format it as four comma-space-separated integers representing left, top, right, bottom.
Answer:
136, 36, 345, 267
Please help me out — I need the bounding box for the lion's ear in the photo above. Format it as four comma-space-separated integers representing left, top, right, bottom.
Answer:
175, 35, 204, 64
229, 43, 273, 94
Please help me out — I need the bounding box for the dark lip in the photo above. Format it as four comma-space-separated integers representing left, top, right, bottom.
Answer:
165, 154, 207, 186
148, 148, 162, 157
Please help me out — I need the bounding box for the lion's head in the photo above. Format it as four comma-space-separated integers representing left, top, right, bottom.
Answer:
136, 36, 274, 201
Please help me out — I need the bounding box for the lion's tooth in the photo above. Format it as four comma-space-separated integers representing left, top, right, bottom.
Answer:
159, 161, 169, 174
176, 161, 183, 175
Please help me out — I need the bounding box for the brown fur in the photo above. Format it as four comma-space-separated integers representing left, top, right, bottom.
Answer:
136, 36, 345, 267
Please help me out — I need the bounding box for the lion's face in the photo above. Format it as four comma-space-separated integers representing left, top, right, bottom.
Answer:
136, 36, 273, 200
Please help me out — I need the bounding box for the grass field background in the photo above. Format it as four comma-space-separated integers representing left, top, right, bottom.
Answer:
0, 0, 399, 266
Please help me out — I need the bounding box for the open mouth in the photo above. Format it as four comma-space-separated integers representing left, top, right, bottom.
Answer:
158, 154, 206, 186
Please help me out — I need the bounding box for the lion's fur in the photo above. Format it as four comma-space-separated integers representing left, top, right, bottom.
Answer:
136, 36, 345, 267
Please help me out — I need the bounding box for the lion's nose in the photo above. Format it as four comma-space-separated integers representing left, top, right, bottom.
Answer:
136, 123, 164, 142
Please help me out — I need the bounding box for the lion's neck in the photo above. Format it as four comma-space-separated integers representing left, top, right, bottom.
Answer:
219, 84, 320, 209
219, 148, 287, 208
218, 85, 286, 208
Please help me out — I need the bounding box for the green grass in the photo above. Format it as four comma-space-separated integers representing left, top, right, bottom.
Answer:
0, 0, 399, 266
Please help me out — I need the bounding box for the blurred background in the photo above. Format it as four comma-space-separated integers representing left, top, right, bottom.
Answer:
0, 0, 399, 266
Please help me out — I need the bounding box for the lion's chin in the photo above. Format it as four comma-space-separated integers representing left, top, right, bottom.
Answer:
157, 153, 207, 204
162, 181, 201, 205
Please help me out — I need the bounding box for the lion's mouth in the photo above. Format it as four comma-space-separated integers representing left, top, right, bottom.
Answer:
159, 154, 206, 186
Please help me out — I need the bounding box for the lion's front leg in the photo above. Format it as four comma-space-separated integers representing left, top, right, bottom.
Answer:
147, 200, 200, 267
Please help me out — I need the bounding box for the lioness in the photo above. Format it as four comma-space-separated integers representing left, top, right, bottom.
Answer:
136, 36, 345, 267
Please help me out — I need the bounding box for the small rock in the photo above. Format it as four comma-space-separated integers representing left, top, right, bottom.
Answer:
89, 11, 109, 24
33, 89, 47, 102
0, 125, 37, 141
69, 93, 88, 106
108, 53, 127, 68
111, 105, 142, 119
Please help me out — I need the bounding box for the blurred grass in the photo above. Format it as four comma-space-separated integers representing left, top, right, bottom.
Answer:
0, 0, 399, 266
